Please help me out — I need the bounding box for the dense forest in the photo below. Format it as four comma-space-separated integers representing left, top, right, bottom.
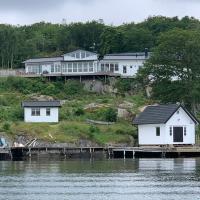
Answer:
0, 15, 200, 113
0, 16, 199, 68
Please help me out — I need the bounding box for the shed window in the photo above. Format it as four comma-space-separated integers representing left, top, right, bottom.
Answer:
31, 108, 40, 116
170, 127, 172, 136
156, 127, 160, 136
46, 108, 51, 116
184, 127, 187, 136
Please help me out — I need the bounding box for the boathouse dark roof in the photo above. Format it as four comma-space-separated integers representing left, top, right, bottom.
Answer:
133, 104, 199, 125
22, 101, 61, 108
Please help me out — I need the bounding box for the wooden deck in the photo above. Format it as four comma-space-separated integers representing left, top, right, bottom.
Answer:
1, 146, 200, 160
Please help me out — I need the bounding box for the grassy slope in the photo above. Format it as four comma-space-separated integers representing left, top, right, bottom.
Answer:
0, 78, 150, 146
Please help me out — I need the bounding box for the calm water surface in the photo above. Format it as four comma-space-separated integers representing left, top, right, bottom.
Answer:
0, 158, 200, 200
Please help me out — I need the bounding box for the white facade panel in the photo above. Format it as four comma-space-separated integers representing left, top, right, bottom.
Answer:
24, 107, 59, 123
138, 124, 166, 145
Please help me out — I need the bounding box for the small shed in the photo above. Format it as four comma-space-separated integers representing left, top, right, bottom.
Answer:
22, 101, 61, 123
133, 104, 199, 146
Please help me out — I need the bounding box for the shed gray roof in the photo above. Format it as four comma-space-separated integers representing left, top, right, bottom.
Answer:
23, 57, 63, 64
133, 104, 199, 125
22, 101, 61, 108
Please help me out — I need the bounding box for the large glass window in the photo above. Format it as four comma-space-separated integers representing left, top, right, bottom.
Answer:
105, 64, 109, 72
83, 63, 88, 72
110, 64, 114, 72
51, 65, 54, 73
73, 63, 77, 72
89, 62, 93, 72
62, 63, 68, 73
78, 63, 82, 72
123, 66, 127, 74
31, 108, 40, 116
101, 64, 105, 72
55, 64, 61, 73
68, 63, 72, 72
81, 52, 85, 59
115, 64, 119, 71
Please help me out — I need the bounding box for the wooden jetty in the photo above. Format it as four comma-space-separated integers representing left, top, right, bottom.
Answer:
1, 146, 200, 160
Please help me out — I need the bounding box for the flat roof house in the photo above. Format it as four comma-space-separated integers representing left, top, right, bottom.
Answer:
22, 101, 61, 123
133, 104, 199, 146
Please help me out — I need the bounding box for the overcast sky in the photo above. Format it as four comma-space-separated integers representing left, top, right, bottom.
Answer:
0, 0, 200, 25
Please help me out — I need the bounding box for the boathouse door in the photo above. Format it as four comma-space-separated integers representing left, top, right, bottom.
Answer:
173, 127, 183, 142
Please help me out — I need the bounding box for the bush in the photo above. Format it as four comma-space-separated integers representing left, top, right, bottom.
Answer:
74, 107, 85, 116
115, 79, 134, 93
104, 108, 117, 122
64, 80, 84, 96
2, 122, 11, 131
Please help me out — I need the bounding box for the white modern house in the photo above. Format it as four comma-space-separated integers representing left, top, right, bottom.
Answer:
133, 104, 199, 146
22, 101, 61, 123
23, 49, 150, 78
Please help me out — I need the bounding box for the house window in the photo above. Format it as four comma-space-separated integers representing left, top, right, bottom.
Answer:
123, 66, 127, 74
78, 63, 82, 72
46, 108, 51, 116
89, 62, 93, 72
156, 127, 160, 136
110, 64, 114, 72
31, 108, 40, 116
184, 127, 187, 136
73, 63, 77, 72
68, 63, 72, 72
55, 64, 61, 73
115, 64, 119, 71
170, 127, 172, 136
83, 63, 88, 72
101, 64, 105, 72
51, 65, 54, 73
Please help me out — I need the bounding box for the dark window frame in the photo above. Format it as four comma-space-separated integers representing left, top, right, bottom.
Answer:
46, 108, 51, 116
156, 127, 160, 136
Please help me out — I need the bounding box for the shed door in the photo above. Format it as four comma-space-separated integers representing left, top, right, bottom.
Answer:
173, 127, 183, 142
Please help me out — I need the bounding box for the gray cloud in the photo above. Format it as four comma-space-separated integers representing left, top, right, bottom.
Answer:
0, 0, 200, 25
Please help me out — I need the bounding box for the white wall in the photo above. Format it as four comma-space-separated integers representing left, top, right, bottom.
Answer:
166, 107, 195, 145
138, 124, 166, 145
138, 107, 196, 145
24, 107, 59, 123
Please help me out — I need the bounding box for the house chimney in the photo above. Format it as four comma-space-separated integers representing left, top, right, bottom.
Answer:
145, 48, 148, 58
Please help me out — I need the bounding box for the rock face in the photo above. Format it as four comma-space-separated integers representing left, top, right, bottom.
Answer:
28, 94, 54, 101
83, 79, 117, 94
117, 101, 134, 120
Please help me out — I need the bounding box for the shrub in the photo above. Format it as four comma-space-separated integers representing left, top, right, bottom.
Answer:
64, 80, 84, 96
74, 107, 85, 116
2, 122, 11, 131
115, 79, 134, 93
104, 108, 117, 122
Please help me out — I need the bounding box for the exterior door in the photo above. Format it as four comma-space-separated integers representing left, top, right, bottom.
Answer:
173, 127, 183, 142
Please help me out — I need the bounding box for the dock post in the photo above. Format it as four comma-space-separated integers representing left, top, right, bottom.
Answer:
132, 150, 134, 159
108, 148, 110, 159
28, 148, 31, 157
123, 150, 126, 159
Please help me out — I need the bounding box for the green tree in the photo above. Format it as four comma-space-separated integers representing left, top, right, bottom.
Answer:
139, 29, 200, 113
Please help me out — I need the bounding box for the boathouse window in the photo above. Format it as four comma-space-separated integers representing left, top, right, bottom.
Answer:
73, 63, 78, 72
156, 127, 160, 136
46, 108, 51, 116
78, 63, 82, 72
170, 127, 172, 136
51, 65, 54, 73
31, 108, 40, 116
184, 127, 187, 136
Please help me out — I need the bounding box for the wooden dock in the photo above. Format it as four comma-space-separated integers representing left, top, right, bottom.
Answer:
1, 146, 200, 160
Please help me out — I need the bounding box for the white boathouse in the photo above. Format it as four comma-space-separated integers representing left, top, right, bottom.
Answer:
133, 104, 199, 146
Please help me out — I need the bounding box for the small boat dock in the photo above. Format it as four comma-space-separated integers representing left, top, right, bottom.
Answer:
1, 146, 200, 160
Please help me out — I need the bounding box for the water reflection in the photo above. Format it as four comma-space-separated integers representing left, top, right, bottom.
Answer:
0, 158, 200, 200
